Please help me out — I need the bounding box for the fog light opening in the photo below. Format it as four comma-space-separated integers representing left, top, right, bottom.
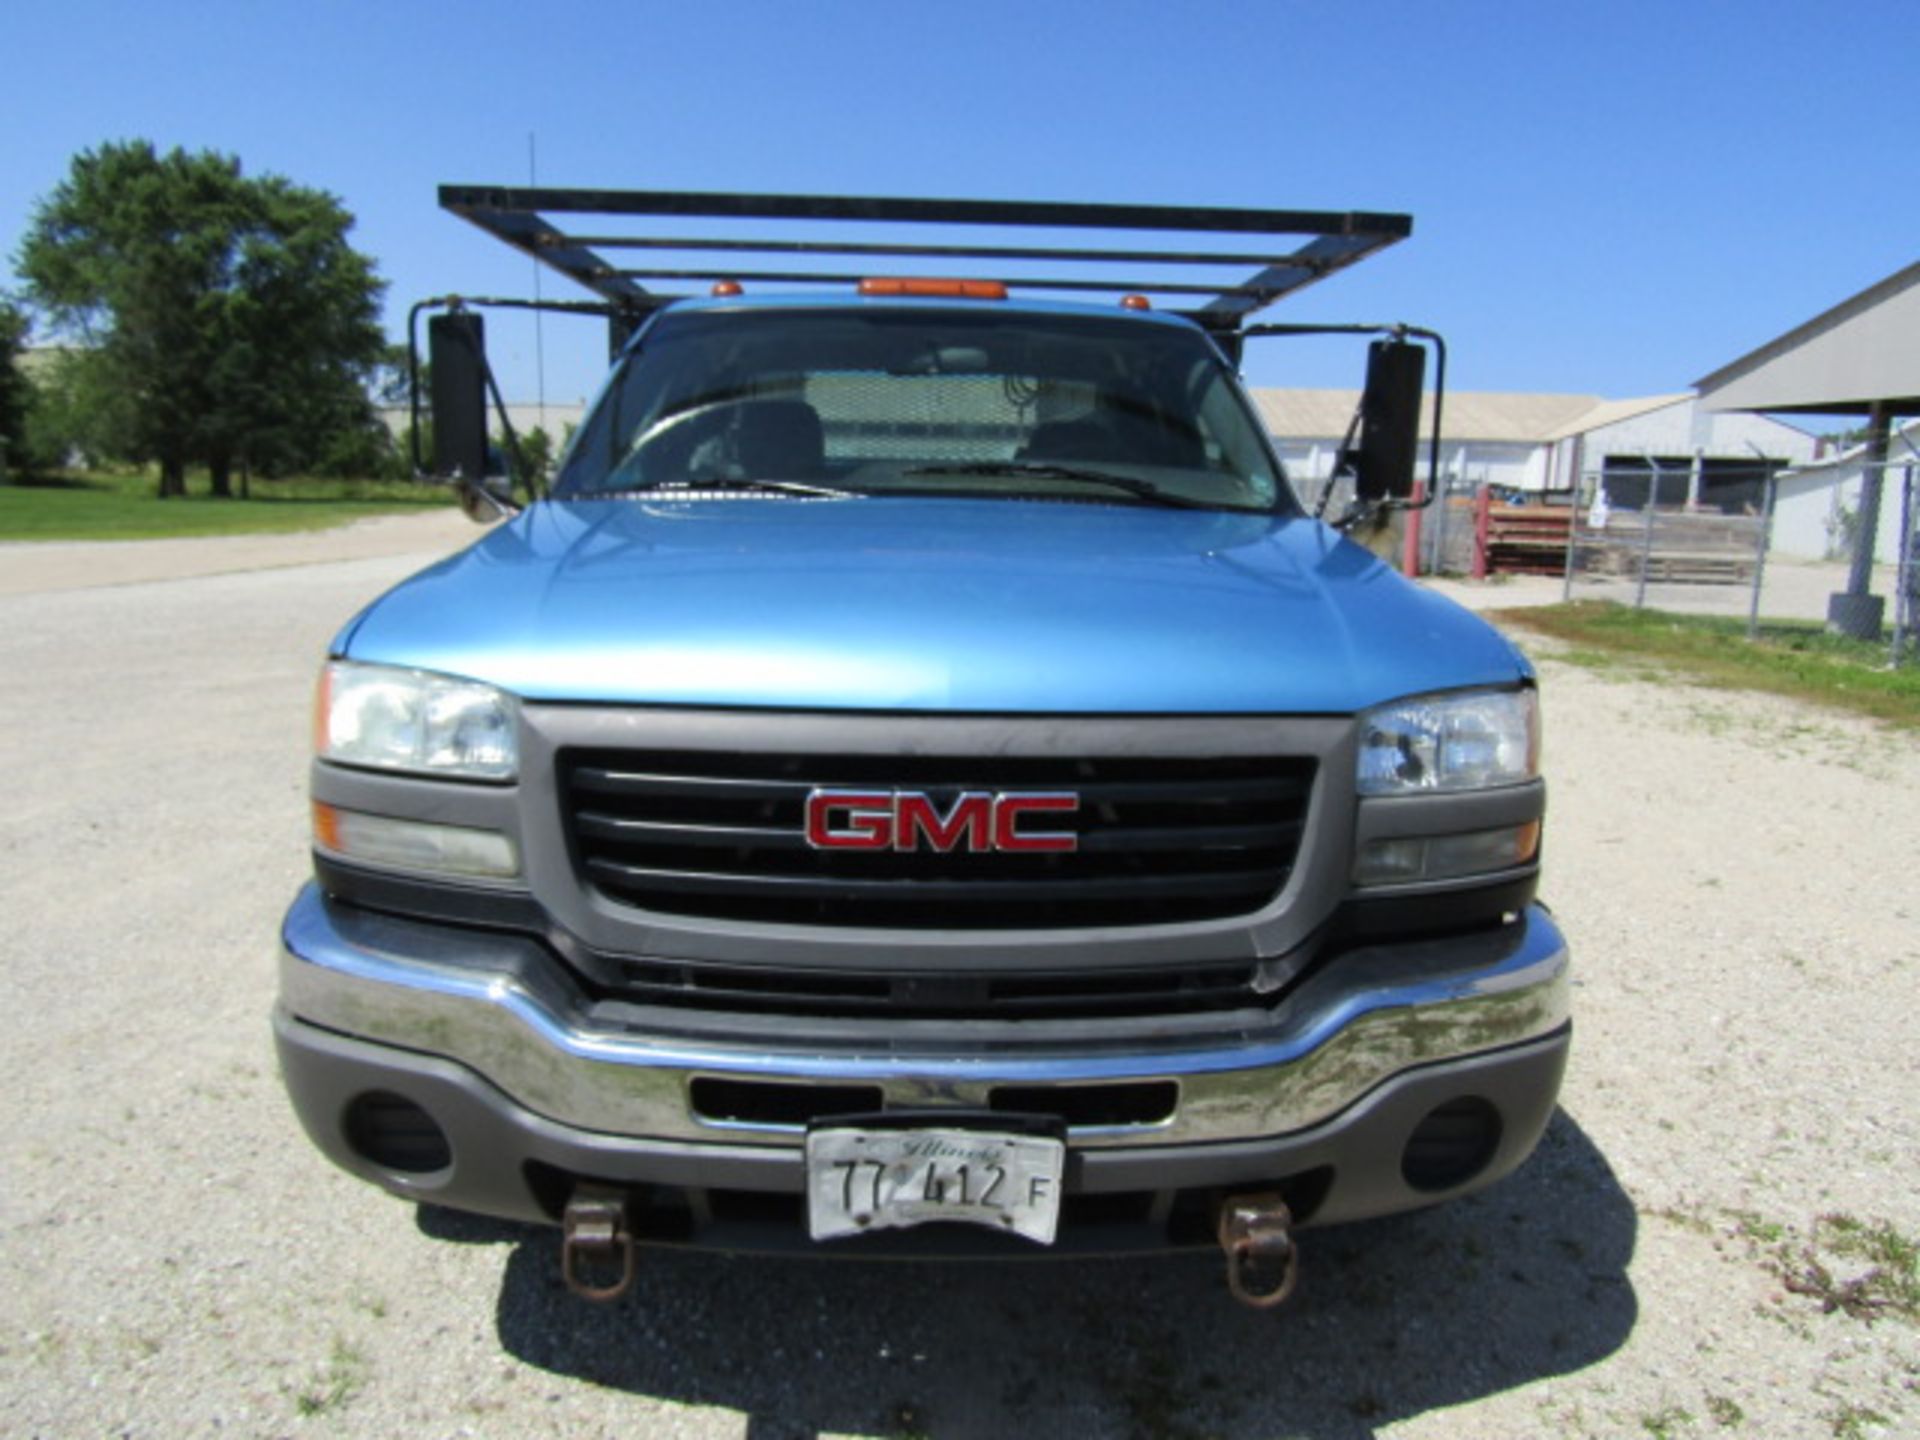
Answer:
1400, 1096, 1502, 1193
343, 1091, 452, 1174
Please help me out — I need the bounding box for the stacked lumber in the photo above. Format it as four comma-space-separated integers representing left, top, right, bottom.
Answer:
1484, 504, 1571, 576
1576, 512, 1763, 585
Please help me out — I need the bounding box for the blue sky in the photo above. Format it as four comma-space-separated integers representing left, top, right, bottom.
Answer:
4, 0, 1913, 410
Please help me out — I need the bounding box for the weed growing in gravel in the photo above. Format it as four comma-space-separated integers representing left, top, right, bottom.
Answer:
1795, 1216, 1920, 1322
1705, 1393, 1746, 1427
350, 1290, 388, 1320
1641, 1402, 1695, 1438
293, 1336, 368, 1417
1644, 1204, 1717, 1237
1734, 1212, 1920, 1324
1685, 704, 1738, 738
1731, 1210, 1788, 1245
1829, 1400, 1891, 1439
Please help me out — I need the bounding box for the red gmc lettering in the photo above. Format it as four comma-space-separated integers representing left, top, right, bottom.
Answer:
992, 793, 1079, 852
803, 790, 894, 850
893, 792, 993, 852
803, 790, 1079, 853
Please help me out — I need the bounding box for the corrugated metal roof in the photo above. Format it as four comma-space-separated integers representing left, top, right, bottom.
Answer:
1250, 388, 1601, 443
1782, 417, 1920, 476
1539, 393, 1692, 441
1694, 260, 1920, 415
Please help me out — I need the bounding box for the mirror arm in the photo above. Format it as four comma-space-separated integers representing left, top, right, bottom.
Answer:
1316, 408, 1367, 521
477, 346, 538, 501
412, 294, 613, 496
405, 300, 431, 478
1243, 321, 1448, 511
1392, 324, 1446, 514
455, 465, 522, 521
1330, 495, 1388, 534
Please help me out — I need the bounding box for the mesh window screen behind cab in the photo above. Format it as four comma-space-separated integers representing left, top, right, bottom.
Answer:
803, 372, 1089, 465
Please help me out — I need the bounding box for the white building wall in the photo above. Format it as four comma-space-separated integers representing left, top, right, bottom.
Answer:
1577, 404, 1816, 470
1442, 442, 1538, 491
376, 402, 585, 442
1772, 468, 1855, 559
1270, 399, 1816, 502
1275, 439, 1537, 493
1771, 452, 1920, 563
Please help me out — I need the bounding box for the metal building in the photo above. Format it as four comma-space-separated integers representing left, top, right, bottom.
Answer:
1252, 388, 1815, 507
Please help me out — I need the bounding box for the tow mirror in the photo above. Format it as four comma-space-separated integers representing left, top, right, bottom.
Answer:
429, 311, 490, 486
1348, 339, 1425, 503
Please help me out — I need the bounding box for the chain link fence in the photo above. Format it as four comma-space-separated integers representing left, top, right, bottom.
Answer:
1294, 454, 1919, 666
1891, 460, 1920, 665
1562, 459, 1765, 603
1553, 459, 1919, 664
1296, 469, 1500, 576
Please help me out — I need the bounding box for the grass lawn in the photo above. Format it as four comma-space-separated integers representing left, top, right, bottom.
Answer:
1493, 600, 1920, 728
0, 470, 455, 541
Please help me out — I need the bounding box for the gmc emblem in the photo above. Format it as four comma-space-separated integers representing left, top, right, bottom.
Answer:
804, 789, 1079, 853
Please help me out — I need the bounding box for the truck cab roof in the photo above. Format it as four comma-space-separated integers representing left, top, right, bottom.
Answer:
641, 289, 1212, 334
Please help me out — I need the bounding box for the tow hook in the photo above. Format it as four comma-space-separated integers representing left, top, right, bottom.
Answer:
1216, 1192, 1299, 1309
561, 1184, 635, 1302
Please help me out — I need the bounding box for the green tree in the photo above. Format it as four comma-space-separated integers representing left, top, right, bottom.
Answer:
510, 424, 555, 492
373, 341, 417, 407
25, 348, 138, 473
373, 342, 432, 478
0, 300, 32, 479
15, 141, 387, 497
202, 174, 388, 493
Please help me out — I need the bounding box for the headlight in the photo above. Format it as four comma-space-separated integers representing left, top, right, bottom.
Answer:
1356, 688, 1538, 796
317, 661, 518, 781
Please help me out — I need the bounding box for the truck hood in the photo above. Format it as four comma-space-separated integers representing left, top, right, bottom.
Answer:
337, 498, 1529, 713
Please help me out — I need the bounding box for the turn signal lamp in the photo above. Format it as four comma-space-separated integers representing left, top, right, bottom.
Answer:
858, 277, 1008, 300
1353, 821, 1541, 886
1120, 294, 1152, 311
313, 801, 520, 881
710, 280, 744, 297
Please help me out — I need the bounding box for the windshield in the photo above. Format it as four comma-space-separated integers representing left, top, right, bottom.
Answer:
552, 306, 1292, 513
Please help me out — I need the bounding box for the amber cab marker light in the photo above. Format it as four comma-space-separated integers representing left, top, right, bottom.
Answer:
710, 280, 744, 297
312, 801, 344, 853
312, 666, 333, 756
1514, 820, 1542, 864
857, 277, 1008, 300
1120, 294, 1152, 311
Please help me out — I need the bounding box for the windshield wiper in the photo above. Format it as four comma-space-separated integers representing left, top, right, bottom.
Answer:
566, 476, 855, 501
901, 461, 1222, 511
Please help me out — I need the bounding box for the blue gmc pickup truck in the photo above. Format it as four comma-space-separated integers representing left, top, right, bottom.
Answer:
275, 192, 1567, 1305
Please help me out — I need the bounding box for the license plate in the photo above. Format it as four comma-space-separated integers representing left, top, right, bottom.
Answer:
805, 1126, 1066, 1244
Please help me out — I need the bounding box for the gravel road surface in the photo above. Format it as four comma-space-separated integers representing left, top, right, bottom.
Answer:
2, 518, 1914, 1439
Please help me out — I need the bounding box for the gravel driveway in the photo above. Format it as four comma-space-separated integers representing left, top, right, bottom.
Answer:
1, 520, 1914, 1439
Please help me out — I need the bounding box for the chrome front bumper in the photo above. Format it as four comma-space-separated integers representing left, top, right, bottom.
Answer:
277, 884, 1568, 1152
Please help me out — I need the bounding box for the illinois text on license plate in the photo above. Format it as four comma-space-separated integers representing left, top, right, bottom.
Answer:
805, 1127, 1066, 1244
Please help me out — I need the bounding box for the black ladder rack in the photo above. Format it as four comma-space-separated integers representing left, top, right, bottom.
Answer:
438, 185, 1411, 342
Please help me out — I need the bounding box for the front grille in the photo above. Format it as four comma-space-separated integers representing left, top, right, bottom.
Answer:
561, 748, 1315, 929
583, 952, 1264, 1019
